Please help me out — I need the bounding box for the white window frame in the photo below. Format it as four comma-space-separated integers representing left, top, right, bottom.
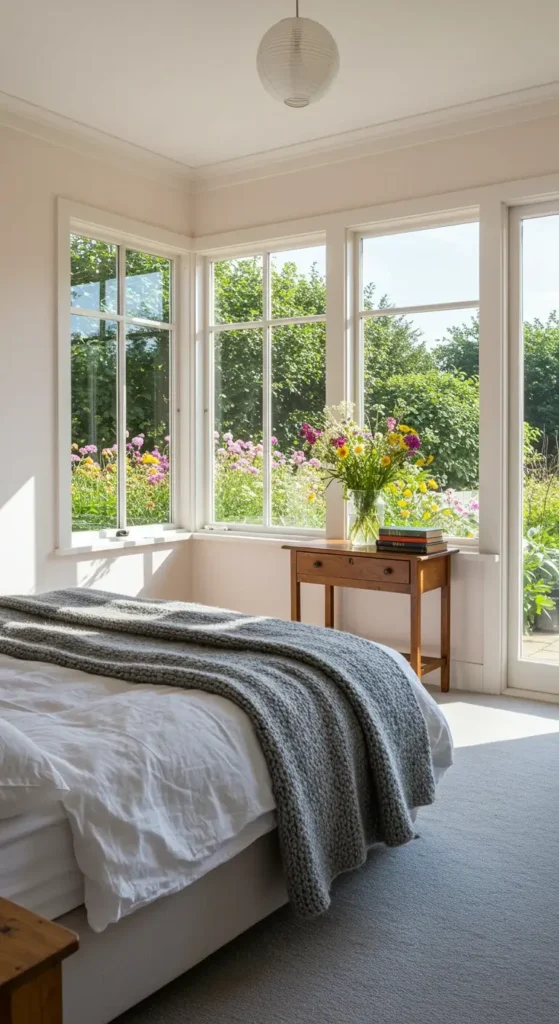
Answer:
57, 199, 193, 552
203, 236, 327, 537
353, 213, 480, 545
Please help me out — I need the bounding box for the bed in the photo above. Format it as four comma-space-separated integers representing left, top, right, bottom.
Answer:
0, 592, 453, 1024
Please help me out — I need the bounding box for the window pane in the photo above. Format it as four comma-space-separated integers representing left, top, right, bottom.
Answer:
71, 234, 117, 313
126, 250, 170, 323
271, 245, 326, 319
362, 222, 479, 310
271, 323, 326, 528
71, 315, 117, 531
213, 256, 263, 325
521, 215, 559, 658
364, 308, 479, 538
125, 327, 171, 527
214, 329, 263, 524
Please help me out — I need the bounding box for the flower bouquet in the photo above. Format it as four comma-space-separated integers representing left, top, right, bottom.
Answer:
299, 403, 424, 546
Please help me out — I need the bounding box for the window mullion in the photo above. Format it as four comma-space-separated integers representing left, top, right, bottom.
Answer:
262, 252, 272, 528
117, 244, 127, 530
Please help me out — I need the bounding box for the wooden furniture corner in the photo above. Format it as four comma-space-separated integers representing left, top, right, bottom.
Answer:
284, 541, 458, 692
0, 898, 79, 1024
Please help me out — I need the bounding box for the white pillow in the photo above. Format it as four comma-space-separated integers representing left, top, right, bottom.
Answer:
0, 717, 70, 820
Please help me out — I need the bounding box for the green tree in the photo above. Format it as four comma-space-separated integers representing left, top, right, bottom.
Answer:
433, 315, 479, 377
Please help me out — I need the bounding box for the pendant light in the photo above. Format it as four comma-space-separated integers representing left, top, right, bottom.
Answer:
256, 1, 339, 108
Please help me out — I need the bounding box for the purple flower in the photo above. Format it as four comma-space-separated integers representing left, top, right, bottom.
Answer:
308, 458, 321, 468
331, 435, 348, 448
300, 423, 320, 445
213, 431, 220, 440
403, 434, 421, 451
291, 452, 306, 466
164, 435, 170, 443
470, 500, 480, 511
70, 453, 80, 463
223, 432, 233, 443
217, 447, 226, 456
386, 417, 397, 431
131, 435, 144, 447
270, 436, 278, 445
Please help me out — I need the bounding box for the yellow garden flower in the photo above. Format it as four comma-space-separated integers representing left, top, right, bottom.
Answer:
397, 499, 408, 508
423, 511, 431, 520
388, 433, 400, 446
354, 444, 364, 455
388, 483, 398, 494
443, 508, 452, 516
430, 503, 439, 512
400, 509, 410, 518
84, 457, 94, 465
416, 457, 425, 467
398, 425, 412, 434
426, 455, 434, 465
427, 479, 438, 489
338, 444, 349, 459
381, 455, 391, 467
419, 482, 427, 493
307, 492, 316, 503
403, 488, 412, 498
142, 453, 160, 465
71, 443, 78, 450
467, 532, 475, 538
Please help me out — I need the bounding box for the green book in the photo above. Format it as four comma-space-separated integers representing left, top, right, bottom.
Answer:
379, 526, 443, 539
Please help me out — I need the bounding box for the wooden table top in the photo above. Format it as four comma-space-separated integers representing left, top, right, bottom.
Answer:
0, 898, 78, 993
282, 540, 459, 562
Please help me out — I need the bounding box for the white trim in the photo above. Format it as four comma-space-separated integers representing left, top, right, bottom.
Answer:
58, 199, 193, 550
55, 529, 192, 557
5, 84, 559, 197
359, 299, 479, 319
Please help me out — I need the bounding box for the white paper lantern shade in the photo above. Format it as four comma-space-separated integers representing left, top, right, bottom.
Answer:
257, 16, 339, 108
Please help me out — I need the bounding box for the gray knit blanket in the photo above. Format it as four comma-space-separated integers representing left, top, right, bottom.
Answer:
0, 588, 435, 917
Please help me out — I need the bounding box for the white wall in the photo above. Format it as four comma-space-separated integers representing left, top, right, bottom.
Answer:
0, 126, 192, 600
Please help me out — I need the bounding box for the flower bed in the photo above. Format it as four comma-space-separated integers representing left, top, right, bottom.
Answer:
71, 436, 170, 531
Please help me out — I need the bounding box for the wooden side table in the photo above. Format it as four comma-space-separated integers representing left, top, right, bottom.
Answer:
0, 898, 79, 1024
283, 541, 458, 692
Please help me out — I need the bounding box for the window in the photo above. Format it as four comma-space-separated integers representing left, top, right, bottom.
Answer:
69, 233, 174, 534
209, 244, 326, 531
358, 221, 480, 538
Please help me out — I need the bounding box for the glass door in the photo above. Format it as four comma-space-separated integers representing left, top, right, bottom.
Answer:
509, 204, 559, 694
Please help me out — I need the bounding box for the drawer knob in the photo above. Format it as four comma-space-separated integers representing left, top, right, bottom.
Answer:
383, 567, 393, 575
348, 557, 354, 565
313, 560, 322, 568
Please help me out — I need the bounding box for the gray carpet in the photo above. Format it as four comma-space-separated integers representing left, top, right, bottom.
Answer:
116, 726, 559, 1024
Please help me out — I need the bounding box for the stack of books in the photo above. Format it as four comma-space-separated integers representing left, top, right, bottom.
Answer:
376, 526, 448, 555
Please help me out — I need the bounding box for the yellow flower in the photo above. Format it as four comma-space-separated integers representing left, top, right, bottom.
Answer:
427, 479, 438, 490
467, 531, 475, 538
71, 443, 78, 450
426, 455, 434, 465
400, 509, 410, 519
106, 463, 115, 473
398, 424, 412, 434
388, 483, 398, 494
388, 433, 400, 446
148, 468, 160, 477
419, 482, 427, 493
423, 511, 431, 520
416, 457, 425, 467
430, 503, 439, 512
306, 492, 316, 503
142, 453, 159, 465
84, 457, 94, 465
403, 488, 412, 498
354, 444, 364, 455
381, 455, 391, 467
397, 499, 408, 508
443, 508, 452, 516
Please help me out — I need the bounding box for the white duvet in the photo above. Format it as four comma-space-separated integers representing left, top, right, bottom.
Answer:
0, 646, 452, 932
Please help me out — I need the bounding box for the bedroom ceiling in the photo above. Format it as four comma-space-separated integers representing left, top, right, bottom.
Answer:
0, 0, 558, 170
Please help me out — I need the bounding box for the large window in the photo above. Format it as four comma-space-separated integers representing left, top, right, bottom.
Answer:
70, 233, 174, 534
209, 244, 326, 530
358, 221, 480, 537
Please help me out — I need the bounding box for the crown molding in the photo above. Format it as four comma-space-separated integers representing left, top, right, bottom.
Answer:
192, 81, 559, 193
3, 82, 559, 198
0, 91, 194, 190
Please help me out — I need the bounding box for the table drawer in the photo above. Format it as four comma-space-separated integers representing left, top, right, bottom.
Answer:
296, 552, 410, 585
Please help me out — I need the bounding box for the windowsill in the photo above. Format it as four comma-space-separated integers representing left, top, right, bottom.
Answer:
193, 531, 497, 559
55, 529, 193, 556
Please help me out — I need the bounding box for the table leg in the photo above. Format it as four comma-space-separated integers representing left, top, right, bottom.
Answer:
290, 550, 301, 622
440, 560, 451, 693
325, 585, 334, 628
410, 561, 423, 678
1, 964, 62, 1024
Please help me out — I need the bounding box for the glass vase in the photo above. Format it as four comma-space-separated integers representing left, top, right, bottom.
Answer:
348, 490, 385, 548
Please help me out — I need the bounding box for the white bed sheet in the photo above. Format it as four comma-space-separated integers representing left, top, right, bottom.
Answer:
0, 647, 452, 931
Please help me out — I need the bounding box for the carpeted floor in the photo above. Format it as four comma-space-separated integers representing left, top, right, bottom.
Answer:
116, 694, 559, 1024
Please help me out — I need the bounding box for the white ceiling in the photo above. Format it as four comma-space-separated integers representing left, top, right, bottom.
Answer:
1, 0, 559, 169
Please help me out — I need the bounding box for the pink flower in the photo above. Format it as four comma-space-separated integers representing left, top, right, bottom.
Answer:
403, 433, 421, 451
270, 436, 278, 445
131, 436, 144, 447
308, 458, 321, 468
386, 417, 397, 431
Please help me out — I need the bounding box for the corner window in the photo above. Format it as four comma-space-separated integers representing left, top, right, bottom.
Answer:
358, 221, 480, 537
209, 244, 326, 531
69, 234, 174, 534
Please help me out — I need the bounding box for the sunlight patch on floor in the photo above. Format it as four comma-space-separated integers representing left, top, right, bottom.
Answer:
440, 700, 559, 748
